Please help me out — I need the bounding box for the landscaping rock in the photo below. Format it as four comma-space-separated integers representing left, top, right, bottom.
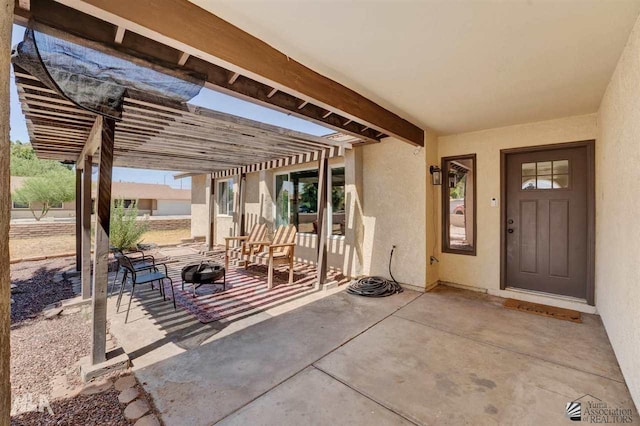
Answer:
114, 375, 137, 391
118, 386, 140, 404
10, 283, 19, 294
124, 399, 150, 421
135, 414, 161, 426
53, 274, 65, 284
43, 307, 63, 319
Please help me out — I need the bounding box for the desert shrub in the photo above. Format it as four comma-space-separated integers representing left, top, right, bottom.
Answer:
109, 199, 149, 250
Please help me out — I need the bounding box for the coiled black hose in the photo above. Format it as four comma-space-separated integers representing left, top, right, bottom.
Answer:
347, 246, 403, 297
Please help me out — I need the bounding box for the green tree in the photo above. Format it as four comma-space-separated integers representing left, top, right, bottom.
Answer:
12, 169, 76, 220
10, 141, 72, 176
300, 182, 317, 212
10, 141, 77, 220
109, 199, 149, 250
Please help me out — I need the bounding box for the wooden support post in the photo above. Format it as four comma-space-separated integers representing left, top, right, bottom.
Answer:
91, 118, 115, 365
0, 1, 13, 421
81, 155, 93, 299
239, 173, 246, 237
207, 174, 214, 251
316, 150, 329, 287
75, 167, 82, 270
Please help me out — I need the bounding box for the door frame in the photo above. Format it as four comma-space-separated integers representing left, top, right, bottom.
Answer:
499, 140, 595, 305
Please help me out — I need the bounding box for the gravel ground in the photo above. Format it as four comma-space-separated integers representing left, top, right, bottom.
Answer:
10, 258, 76, 323
9, 258, 149, 425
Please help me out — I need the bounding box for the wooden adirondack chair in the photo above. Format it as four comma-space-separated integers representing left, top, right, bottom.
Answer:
248, 224, 297, 289
224, 223, 268, 270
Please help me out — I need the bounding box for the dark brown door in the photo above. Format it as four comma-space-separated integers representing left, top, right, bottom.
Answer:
505, 146, 589, 299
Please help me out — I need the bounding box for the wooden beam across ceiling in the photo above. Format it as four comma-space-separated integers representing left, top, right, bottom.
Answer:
13, 0, 424, 146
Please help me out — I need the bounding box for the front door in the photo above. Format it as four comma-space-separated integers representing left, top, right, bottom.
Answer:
504, 143, 592, 300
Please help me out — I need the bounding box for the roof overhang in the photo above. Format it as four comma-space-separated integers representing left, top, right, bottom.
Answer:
13, 0, 425, 146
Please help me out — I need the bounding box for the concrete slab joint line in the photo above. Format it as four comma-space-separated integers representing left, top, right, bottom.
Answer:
209, 291, 423, 424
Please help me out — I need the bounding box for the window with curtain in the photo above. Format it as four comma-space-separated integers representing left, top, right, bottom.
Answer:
218, 179, 234, 215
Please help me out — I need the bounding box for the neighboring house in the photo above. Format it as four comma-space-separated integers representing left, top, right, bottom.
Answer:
10, 178, 191, 220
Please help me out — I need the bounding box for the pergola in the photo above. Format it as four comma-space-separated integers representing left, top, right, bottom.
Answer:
0, 1, 424, 415
14, 62, 358, 366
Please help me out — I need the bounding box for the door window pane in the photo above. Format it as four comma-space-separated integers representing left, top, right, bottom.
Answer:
553, 174, 569, 189
537, 175, 553, 189
522, 177, 536, 190
537, 161, 552, 175
521, 160, 570, 190
521, 162, 536, 176
553, 160, 569, 174
442, 155, 476, 255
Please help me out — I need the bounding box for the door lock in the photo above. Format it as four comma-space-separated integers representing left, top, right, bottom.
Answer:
507, 219, 514, 224
507, 228, 514, 234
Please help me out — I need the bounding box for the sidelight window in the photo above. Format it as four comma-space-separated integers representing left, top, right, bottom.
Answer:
442, 154, 476, 255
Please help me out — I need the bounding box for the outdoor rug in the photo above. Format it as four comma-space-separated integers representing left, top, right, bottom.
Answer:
162, 248, 345, 323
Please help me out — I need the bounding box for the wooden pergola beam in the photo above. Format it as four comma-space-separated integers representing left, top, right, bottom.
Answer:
77, 115, 102, 169
15, 0, 424, 146
91, 117, 115, 365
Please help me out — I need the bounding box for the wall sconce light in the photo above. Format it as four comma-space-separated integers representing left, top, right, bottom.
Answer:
429, 166, 442, 185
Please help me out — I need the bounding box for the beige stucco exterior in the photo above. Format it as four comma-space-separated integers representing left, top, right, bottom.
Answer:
434, 113, 598, 310
190, 174, 209, 239
360, 137, 427, 289
594, 14, 640, 409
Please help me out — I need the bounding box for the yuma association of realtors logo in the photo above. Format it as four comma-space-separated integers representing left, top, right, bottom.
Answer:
565, 394, 634, 423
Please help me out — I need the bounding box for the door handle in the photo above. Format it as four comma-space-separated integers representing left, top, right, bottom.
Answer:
507, 228, 514, 234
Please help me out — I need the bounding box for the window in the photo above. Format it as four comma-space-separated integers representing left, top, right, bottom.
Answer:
12, 200, 29, 209
122, 199, 135, 208
49, 201, 63, 209
218, 179, 234, 215
442, 154, 476, 255
330, 168, 345, 236
521, 160, 569, 190
275, 166, 345, 235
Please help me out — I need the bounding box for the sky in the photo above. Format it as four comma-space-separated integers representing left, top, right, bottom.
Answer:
9, 24, 331, 190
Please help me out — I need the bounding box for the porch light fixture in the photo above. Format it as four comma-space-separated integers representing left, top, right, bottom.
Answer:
429, 166, 442, 185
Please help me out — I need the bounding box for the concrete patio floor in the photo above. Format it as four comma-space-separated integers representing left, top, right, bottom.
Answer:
109, 281, 638, 425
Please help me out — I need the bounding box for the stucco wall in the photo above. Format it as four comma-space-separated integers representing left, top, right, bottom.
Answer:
361, 137, 427, 288
436, 114, 597, 294
190, 174, 209, 239
424, 130, 440, 289
595, 15, 640, 409
154, 200, 191, 216
213, 158, 356, 273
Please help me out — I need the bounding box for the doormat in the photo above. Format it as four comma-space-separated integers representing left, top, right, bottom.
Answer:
504, 298, 582, 323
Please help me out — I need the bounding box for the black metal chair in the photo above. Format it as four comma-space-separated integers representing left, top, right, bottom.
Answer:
109, 247, 156, 297
115, 254, 176, 323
